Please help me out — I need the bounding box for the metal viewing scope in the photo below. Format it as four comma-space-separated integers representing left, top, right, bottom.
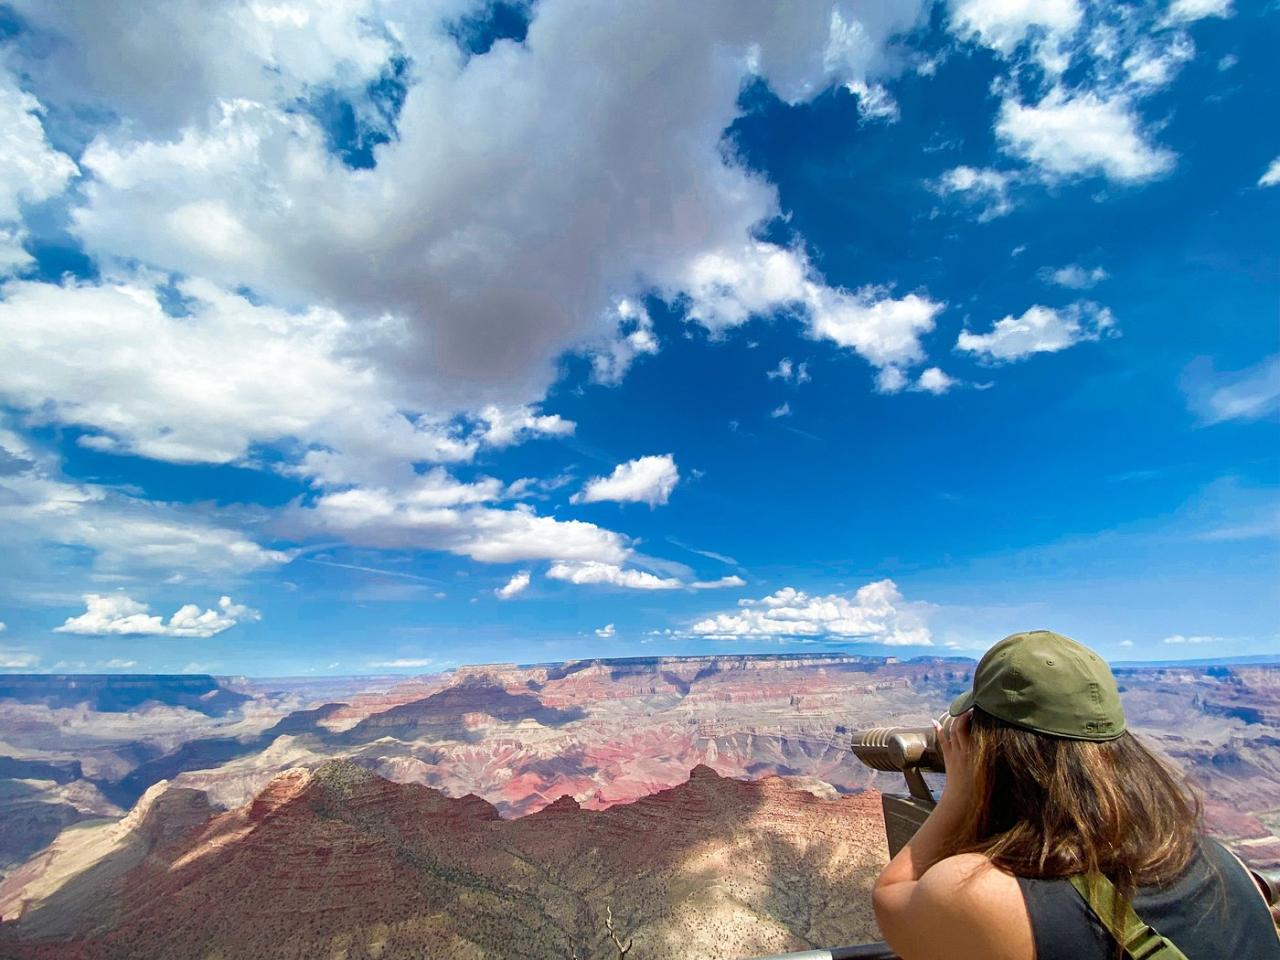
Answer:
850, 719, 949, 857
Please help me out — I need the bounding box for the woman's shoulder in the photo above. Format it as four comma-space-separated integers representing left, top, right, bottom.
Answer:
919, 852, 1022, 894
912, 854, 1034, 960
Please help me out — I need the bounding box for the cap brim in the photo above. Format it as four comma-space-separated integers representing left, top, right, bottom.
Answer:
949, 690, 976, 717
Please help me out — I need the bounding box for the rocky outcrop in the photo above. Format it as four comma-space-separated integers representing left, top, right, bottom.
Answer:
0, 763, 888, 960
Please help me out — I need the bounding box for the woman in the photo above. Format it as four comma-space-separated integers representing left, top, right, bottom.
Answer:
872, 629, 1279, 960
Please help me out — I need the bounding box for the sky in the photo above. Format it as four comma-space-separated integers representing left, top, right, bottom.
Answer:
0, 0, 1276, 676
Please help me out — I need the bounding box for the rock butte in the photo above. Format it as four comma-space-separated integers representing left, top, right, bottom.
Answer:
0, 760, 889, 960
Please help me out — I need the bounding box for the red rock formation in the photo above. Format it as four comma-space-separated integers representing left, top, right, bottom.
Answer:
1, 761, 889, 960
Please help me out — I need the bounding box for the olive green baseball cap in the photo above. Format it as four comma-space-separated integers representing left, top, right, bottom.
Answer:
948, 630, 1126, 741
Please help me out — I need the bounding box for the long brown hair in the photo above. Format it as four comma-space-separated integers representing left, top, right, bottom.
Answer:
945, 707, 1202, 917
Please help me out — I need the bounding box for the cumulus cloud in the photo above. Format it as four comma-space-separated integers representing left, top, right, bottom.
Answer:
5, 0, 400, 136
572, 454, 680, 508
1041, 264, 1108, 289
34, 1, 928, 412
807, 285, 946, 380
547, 562, 743, 592
588, 300, 659, 386
594, 623, 616, 639
303, 487, 631, 565
913, 367, 957, 395
0, 276, 478, 477
1162, 0, 1233, 25
876, 367, 909, 394
1259, 158, 1280, 188
996, 88, 1175, 183
0, 2, 956, 603
55, 593, 260, 638
1182, 355, 1280, 425
548, 561, 683, 591
947, 0, 1082, 54
690, 579, 931, 645
0, 68, 78, 275
932, 166, 1018, 221
476, 406, 576, 449
770, 402, 792, 418
957, 302, 1116, 362
495, 570, 531, 600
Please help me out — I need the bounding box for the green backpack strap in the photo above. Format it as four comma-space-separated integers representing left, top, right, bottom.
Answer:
1068, 873, 1190, 960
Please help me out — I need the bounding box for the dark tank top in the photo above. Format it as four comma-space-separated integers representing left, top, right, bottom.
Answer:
1016, 838, 1280, 960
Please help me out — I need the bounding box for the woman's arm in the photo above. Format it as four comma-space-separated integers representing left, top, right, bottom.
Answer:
872, 712, 1034, 960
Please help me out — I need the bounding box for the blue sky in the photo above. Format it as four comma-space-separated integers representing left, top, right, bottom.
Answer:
0, 0, 1276, 676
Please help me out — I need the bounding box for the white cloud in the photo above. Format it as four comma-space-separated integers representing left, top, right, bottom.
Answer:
477, 406, 575, 449
1041, 264, 1108, 289
572, 454, 680, 508
304, 490, 631, 565
957, 302, 1116, 362
691, 575, 747, 590
948, 0, 1082, 54
844, 80, 900, 123
767, 358, 810, 384
658, 241, 946, 383
7, 0, 398, 136
368, 658, 434, 669
548, 561, 682, 591
589, 300, 659, 386
41, 2, 927, 413
0, 1, 971, 593
0, 276, 480, 480
996, 88, 1175, 183
1122, 35, 1195, 92
495, 570, 531, 600
594, 623, 616, 639
0, 622, 5, 632
1161, 633, 1225, 645
548, 562, 743, 592
690, 579, 932, 645
1182, 355, 1280, 425
0, 68, 78, 274
876, 367, 909, 394
1259, 158, 1280, 188
914, 367, 957, 395
0, 650, 39, 668
55, 593, 261, 638
1162, 0, 1233, 25
100, 658, 137, 668
807, 285, 946, 369
770, 402, 792, 418
933, 166, 1017, 221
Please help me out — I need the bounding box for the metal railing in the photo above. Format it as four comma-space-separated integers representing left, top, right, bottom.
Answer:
750, 942, 897, 959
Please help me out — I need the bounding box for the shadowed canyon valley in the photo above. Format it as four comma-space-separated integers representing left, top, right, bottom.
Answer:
0, 654, 1276, 958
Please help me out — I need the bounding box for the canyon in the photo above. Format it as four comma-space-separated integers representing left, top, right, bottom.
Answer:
0, 654, 1276, 958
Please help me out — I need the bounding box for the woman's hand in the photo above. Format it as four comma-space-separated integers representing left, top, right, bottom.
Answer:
936, 710, 977, 814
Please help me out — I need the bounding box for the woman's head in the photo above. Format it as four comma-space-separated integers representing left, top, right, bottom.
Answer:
944, 631, 1201, 888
